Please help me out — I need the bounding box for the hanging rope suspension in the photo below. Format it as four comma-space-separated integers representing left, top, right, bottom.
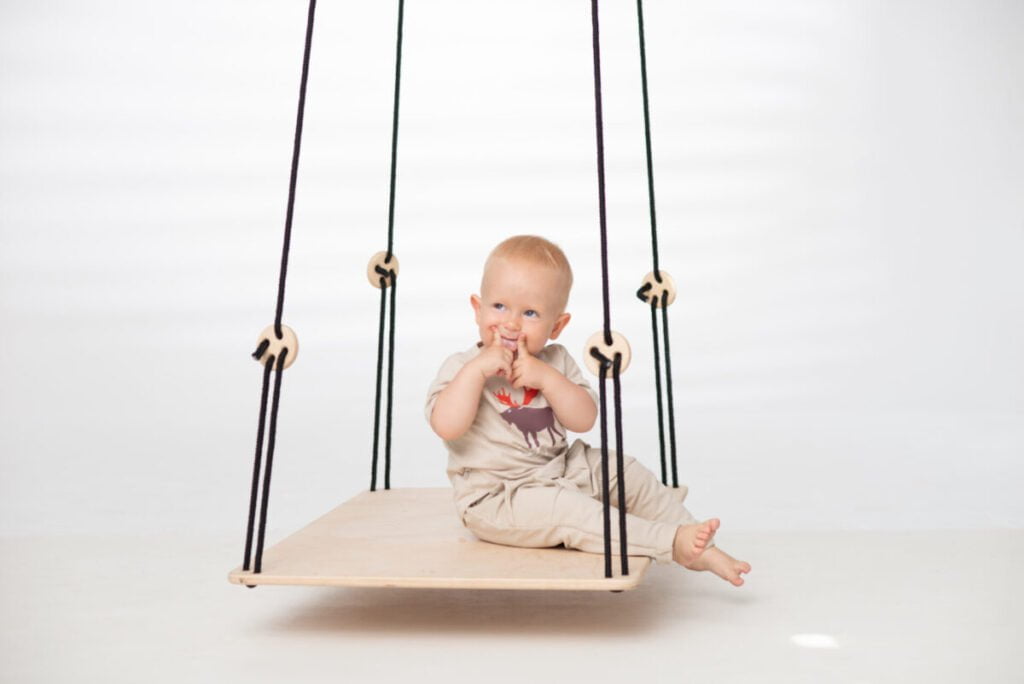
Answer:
633, 0, 681, 488
243, 350, 274, 573
241, 0, 317, 578
368, 0, 405, 492
367, 253, 399, 491
635, 0, 661, 284
585, 0, 631, 580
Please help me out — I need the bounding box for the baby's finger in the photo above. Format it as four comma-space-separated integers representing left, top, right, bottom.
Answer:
490, 326, 503, 347
517, 334, 528, 355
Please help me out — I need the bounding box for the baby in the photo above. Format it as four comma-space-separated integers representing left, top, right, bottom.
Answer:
425, 235, 750, 586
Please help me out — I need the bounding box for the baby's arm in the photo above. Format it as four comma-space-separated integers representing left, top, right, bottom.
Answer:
510, 337, 597, 433
535, 366, 597, 433
430, 331, 514, 441
429, 360, 488, 441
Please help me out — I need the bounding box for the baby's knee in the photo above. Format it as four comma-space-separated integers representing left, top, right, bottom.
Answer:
582, 445, 638, 471
462, 507, 508, 543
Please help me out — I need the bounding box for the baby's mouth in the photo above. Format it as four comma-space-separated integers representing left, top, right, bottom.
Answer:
500, 335, 520, 361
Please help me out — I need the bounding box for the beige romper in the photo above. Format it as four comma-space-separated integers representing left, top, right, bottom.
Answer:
425, 343, 701, 564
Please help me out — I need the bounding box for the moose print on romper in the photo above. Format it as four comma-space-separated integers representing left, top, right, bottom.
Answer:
494, 387, 563, 448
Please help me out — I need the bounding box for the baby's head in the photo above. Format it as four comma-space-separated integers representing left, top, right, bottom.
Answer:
470, 235, 573, 356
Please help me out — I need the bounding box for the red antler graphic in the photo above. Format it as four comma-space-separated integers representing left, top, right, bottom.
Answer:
494, 389, 520, 408
494, 387, 539, 408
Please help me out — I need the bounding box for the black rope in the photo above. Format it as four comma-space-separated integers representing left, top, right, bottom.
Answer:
596, 358, 613, 578
369, 266, 398, 491
649, 298, 668, 485
589, 0, 629, 578
661, 290, 679, 487
385, 0, 405, 261
370, 277, 388, 491
273, 0, 317, 339
635, 0, 660, 283
240, 0, 314, 579
384, 271, 397, 489
254, 349, 288, 574
590, 347, 630, 577
243, 353, 274, 571
612, 353, 629, 576
252, 339, 270, 362
590, 0, 612, 347
635, 1, 680, 487
369, 0, 405, 490
241, 0, 315, 578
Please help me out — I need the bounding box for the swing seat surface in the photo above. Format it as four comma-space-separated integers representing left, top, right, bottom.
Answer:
228, 487, 651, 591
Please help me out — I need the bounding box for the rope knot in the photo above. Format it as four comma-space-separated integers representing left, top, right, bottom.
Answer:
253, 324, 298, 369
367, 251, 399, 289
637, 270, 676, 308
583, 330, 631, 379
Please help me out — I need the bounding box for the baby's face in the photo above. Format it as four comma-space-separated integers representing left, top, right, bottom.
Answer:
470, 257, 571, 356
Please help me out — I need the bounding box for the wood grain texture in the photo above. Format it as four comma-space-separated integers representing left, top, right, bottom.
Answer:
229, 487, 651, 591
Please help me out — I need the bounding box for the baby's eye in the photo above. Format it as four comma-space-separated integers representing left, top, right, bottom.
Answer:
493, 303, 505, 311
524, 310, 539, 318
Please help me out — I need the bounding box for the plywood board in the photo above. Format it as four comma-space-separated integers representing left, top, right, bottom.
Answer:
228, 487, 651, 591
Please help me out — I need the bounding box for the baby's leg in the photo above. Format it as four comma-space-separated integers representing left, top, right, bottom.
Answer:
462, 483, 681, 563
569, 446, 751, 581
684, 546, 752, 586
572, 446, 704, 530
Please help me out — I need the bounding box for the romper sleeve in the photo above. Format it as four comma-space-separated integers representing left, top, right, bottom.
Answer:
550, 344, 599, 408
424, 351, 470, 423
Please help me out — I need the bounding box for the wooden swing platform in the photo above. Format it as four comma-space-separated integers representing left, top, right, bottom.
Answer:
228, 487, 651, 591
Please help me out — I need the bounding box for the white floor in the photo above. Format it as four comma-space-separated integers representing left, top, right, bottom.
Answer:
3, 530, 1020, 683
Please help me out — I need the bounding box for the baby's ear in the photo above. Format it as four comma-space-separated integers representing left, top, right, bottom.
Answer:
470, 294, 481, 315
549, 312, 571, 340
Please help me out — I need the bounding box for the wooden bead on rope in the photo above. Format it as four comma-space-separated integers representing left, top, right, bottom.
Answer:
366, 251, 399, 288
584, 330, 632, 378
637, 270, 676, 308
254, 324, 298, 369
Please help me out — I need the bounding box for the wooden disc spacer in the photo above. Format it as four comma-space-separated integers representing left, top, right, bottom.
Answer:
637, 270, 676, 308
254, 324, 298, 369
367, 251, 399, 289
584, 330, 631, 378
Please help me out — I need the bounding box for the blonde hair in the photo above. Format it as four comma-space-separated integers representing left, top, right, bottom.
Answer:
483, 235, 574, 308
486, 235, 572, 285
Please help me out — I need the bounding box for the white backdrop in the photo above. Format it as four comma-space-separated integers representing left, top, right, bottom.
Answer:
1, 0, 1021, 540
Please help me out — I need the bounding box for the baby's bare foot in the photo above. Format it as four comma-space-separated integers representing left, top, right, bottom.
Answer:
671, 519, 719, 566
684, 546, 751, 587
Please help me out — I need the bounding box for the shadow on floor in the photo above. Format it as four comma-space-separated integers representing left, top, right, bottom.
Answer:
256, 564, 752, 637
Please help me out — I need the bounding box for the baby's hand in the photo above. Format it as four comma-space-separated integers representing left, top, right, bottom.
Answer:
472, 327, 514, 381
510, 335, 553, 391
